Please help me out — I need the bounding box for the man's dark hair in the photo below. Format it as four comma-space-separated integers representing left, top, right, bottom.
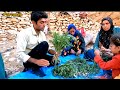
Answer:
31, 11, 48, 23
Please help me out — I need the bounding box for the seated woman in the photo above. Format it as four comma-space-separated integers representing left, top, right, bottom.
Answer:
61, 24, 85, 56
84, 17, 120, 79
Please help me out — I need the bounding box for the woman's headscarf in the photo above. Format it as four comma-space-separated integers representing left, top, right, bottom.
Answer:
99, 17, 114, 49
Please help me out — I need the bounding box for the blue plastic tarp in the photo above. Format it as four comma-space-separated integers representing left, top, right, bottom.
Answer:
9, 54, 104, 79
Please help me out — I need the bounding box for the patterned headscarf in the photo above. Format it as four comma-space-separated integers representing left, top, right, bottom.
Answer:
99, 17, 114, 49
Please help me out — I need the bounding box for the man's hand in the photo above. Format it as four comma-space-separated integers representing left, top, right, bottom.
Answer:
48, 49, 56, 55
100, 46, 113, 57
104, 51, 113, 57
36, 59, 50, 66
28, 58, 50, 66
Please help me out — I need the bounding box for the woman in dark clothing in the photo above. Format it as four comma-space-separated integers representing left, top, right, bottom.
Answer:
84, 17, 120, 79
61, 24, 85, 56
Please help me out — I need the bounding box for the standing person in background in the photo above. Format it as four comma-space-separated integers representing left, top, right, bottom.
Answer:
43, 16, 50, 35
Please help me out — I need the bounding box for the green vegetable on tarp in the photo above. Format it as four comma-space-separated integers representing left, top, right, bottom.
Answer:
53, 57, 100, 78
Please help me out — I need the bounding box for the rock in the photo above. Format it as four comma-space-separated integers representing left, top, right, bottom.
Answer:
10, 18, 18, 22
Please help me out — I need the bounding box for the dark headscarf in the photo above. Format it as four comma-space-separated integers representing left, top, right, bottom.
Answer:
68, 24, 76, 31
67, 24, 79, 37
67, 24, 85, 53
99, 17, 114, 49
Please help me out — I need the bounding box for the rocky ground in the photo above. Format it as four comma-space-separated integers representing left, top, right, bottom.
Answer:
0, 30, 23, 76
0, 30, 54, 77
0, 11, 120, 77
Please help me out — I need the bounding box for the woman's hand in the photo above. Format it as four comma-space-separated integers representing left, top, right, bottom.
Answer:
100, 46, 111, 52
100, 46, 106, 52
94, 49, 100, 56
104, 51, 113, 57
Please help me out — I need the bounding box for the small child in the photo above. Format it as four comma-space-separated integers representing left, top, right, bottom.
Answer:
94, 33, 120, 79
61, 36, 82, 56
61, 24, 85, 56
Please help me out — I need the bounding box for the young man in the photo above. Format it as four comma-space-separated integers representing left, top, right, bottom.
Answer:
17, 11, 56, 77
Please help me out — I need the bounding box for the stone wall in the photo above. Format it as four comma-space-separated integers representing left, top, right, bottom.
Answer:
1, 11, 119, 41
0, 11, 120, 35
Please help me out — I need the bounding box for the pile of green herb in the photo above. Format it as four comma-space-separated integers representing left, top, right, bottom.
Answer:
52, 57, 100, 78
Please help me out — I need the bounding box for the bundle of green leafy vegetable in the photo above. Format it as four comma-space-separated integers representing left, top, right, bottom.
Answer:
50, 32, 73, 65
